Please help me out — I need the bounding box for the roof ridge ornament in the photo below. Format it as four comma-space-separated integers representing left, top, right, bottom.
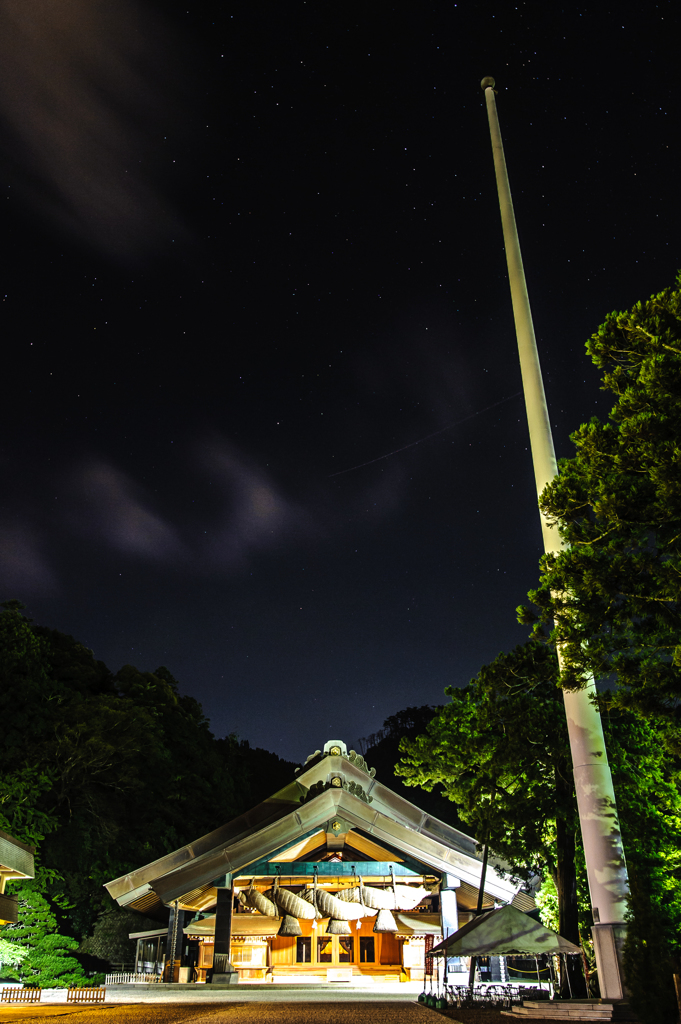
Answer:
296, 740, 376, 779
300, 777, 374, 805
347, 749, 376, 778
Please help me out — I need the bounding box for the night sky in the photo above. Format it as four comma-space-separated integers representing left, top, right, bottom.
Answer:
0, 1, 678, 763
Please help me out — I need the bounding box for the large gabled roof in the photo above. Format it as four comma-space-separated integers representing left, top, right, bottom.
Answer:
104, 742, 520, 911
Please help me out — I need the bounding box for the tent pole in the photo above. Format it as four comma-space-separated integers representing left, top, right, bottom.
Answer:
565, 954, 574, 1000
467, 955, 476, 992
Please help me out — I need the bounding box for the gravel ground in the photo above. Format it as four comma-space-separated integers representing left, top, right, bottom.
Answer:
436, 1008, 576, 1024
435, 1008, 508, 1024
0, 1002, 442, 1024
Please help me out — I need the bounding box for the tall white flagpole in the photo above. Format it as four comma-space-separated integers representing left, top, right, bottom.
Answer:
480, 76, 629, 999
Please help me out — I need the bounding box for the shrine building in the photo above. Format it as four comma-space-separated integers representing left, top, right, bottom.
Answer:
105, 740, 534, 985
0, 829, 35, 926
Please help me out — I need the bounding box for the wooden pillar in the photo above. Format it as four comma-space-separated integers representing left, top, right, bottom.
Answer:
165, 902, 185, 982
212, 879, 239, 985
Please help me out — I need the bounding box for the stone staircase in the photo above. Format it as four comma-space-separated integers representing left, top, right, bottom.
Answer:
502, 1000, 637, 1021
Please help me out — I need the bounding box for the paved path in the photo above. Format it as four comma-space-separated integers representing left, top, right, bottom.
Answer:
0, 1011, 109, 1022
103, 983, 424, 1004
0, 1002, 440, 1024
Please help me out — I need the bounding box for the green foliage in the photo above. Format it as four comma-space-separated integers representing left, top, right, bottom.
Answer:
0, 937, 29, 970
622, 865, 680, 1024
514, 275, 681, 1013
536, 861, 594, 960
0, 600, 298, 944
606, 712, 681, 1024
79, 908, 162, 965
519, 274, 681, 749
396, 638, 681, 1002
0, 886, 88, 987
357, 706, 467, 829
397, 640, 590, 997
214, 735, 298, 813
0, 603, 61, 857
535, 872, 560, 933
397, 642, 574, 883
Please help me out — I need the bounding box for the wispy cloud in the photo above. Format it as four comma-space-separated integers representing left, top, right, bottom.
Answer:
0, 525, 58, 595
0, 0, 184, 258
52, 430, 410, 578
72, 462, 184, 560
63, 446, 314, 572
201, 441, 316, 568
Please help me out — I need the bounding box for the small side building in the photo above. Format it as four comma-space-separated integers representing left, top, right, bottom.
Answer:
0, 829, 35, 925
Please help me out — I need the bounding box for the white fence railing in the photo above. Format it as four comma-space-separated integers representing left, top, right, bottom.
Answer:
105, 973, 161, 985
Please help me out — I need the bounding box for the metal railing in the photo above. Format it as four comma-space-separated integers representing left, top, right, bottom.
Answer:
443, 984, 550, 1008
105, 973, 161, 985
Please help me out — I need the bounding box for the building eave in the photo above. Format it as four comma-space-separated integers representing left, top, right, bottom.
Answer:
104, 750, 519, 911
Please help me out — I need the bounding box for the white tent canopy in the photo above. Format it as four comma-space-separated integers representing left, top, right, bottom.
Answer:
429, 904, 582, 957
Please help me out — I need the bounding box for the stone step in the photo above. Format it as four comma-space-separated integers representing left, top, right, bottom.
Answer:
501, 1000, 637, 1023
502, 1013, 614, 1022
503, 1004, 614, 1021
522, 1002, 636, 1020
522, 1004, 613, 1014
524, 1004, 613, 1010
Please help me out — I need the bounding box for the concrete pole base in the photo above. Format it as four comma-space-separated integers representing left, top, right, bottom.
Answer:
211, 972, 239, 985
592, 923, 627, 1000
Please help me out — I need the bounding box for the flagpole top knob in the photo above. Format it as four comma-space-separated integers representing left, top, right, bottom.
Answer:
481, 76, 496, 90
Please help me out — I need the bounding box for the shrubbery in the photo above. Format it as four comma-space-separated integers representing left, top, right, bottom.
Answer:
0, 887, 89, 988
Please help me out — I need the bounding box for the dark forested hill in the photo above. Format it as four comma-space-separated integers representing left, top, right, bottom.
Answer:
0, 600, 297, 939
358, 705, 468, 833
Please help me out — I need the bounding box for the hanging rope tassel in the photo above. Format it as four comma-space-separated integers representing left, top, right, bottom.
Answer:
278, 914, 302, 936
373, 907, 397, 932
327, 919, 352, 935
374, 866, 399, 933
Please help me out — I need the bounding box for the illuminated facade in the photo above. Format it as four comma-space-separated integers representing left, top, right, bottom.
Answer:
0, 829, 35, 926
105, 740, 533, 984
